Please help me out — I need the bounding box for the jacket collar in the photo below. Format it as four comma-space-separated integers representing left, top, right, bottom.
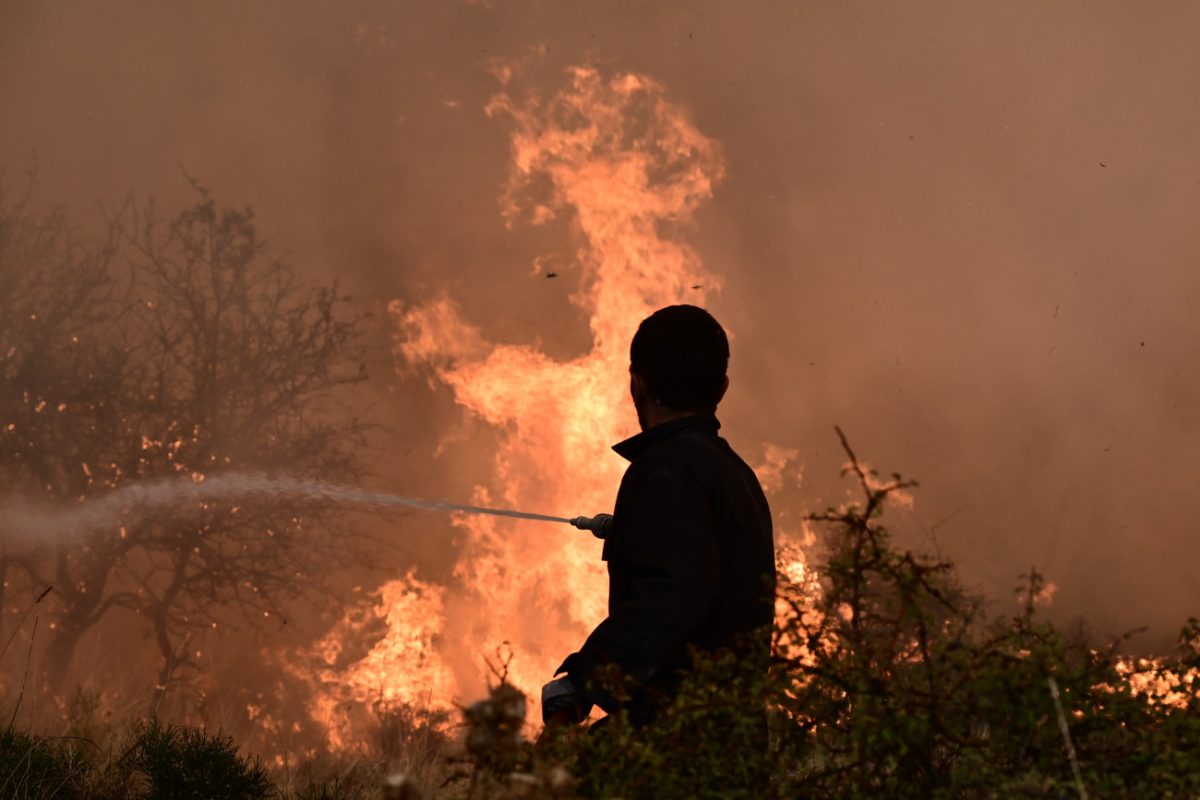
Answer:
612, 413, 721, 462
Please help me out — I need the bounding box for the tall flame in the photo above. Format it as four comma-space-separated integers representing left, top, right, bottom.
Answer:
303, 65, 727, 747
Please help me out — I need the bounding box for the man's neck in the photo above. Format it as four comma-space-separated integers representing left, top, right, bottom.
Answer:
639, 405, 702, 432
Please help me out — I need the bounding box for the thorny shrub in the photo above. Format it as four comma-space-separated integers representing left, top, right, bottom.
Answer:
525, 429, 1200, 799
764, 429, 1200, 799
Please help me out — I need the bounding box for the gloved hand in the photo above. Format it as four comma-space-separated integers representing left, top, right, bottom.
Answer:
569, 513, 613, 539
541, 675, 592, 726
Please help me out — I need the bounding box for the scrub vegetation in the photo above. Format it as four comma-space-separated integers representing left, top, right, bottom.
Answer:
2, 185, 1198, 798
6, 434, 1198, 799
509, 431, 1200, 799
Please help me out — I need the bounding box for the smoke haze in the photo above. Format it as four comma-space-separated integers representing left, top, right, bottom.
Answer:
2, 0, 1198, 651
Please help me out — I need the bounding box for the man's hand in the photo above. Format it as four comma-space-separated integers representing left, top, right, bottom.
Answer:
569, 514, 613, 539
541, 675, 592, 726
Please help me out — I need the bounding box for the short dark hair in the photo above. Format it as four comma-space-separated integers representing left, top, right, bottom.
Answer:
630, 305, 729, 412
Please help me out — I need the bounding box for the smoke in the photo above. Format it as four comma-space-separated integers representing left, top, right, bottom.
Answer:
2, 0, 1198, 677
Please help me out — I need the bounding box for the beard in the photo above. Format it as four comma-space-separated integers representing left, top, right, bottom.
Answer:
635, 400, 649, 432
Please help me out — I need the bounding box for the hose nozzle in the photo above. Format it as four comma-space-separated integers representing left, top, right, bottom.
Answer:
569, 514, 613, 539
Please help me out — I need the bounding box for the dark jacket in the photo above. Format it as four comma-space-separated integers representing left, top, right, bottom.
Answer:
557, 414, 775, 721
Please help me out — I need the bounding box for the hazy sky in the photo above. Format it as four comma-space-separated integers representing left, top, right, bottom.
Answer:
3, 0, 1198, 644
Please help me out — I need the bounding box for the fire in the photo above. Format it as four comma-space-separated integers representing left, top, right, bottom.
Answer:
272, 52, 1197, 742
1115, 657, 1199, 709
302, 64, 729, 747
301, 573, 454, 751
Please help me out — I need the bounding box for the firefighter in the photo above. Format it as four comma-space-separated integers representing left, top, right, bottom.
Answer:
542, 304, 776, 734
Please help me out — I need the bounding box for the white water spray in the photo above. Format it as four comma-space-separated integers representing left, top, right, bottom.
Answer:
1, 473, 574, 540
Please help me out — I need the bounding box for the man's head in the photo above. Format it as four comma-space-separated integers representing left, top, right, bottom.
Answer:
629, 305, 730, 430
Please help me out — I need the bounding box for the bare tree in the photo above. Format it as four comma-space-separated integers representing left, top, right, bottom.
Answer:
1, 181, 373, 704
0, 173, 126, 648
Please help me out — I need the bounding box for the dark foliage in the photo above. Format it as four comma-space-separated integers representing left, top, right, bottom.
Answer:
531, 429, 1200, 799
126, 719, 273, 800
766, 429, 1200, 798
0, 727, 92, 800
0, 719, 271, 800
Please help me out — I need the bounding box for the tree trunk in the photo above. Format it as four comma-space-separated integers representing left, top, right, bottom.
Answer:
148, 610, 190, 716
147, 548, 194, 715
42, 616, 89, 693
43, 537, 114, 692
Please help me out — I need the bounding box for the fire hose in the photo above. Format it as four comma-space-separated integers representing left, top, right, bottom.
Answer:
4, 472, 614, 541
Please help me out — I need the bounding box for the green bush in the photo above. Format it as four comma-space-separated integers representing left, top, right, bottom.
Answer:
555, 651, 773, 799
536, 431, 1200, 799
766, 433, 1200, 799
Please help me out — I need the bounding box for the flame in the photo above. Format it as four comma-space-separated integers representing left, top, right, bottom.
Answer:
296, 572, 452, 751
302, 65, 727, 747
1114, 657, 1199, 709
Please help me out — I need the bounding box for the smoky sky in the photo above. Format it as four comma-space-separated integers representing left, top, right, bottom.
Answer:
2, 0, 1198, 646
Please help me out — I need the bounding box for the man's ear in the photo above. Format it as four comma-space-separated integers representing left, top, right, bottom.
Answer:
630, 371, 647, 404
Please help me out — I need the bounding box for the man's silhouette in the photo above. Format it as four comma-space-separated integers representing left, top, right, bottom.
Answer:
542, 304, 776, 731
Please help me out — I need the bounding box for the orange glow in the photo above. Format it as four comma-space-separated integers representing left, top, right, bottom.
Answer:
1115, 657, 1198, 709
300, 65, 728, 747
295, 572, 452, 751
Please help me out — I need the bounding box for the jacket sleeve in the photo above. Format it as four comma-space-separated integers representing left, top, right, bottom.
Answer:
557, 458, 719, 711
